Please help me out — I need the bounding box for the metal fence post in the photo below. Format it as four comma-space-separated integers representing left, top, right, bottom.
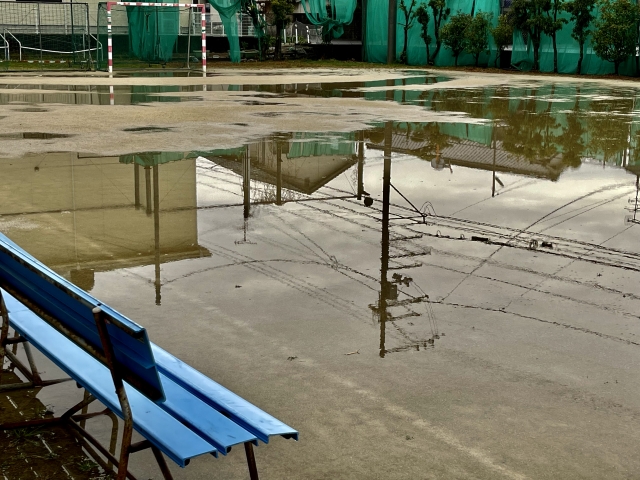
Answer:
37, 2, 43, 65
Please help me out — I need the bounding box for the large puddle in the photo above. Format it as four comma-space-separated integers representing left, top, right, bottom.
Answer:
2, 76, 640, 478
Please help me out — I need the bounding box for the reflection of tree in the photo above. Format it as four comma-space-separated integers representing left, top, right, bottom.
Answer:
586, 95, 634, 163
426, 89, 488, 119
500, 90, 561, 165
555, 93, 585, 169
407, 122, 456, 159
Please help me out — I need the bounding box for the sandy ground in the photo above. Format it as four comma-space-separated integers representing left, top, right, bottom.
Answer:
1, 68, 640, 479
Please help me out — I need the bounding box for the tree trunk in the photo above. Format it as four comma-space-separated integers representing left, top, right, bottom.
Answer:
495, 49, 499, 68
552, 32, 558, 73
455, 54, 458, 67
533, 39, 540, 71
426, 43, 430, 65
403, 28, 409, 64
615, 61, 620, 75
431, 41, 441, 64
275, 27, 282, 60
577, 41, 583, 75
475, 52, 479, 67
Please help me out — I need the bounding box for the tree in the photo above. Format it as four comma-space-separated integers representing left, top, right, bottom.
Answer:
563, 0, 596, 74
271, 0, 294, 60
592, 0, 640, 74
428, 0, 451, 64
415, 3, 432, 63
491, 13, 514, 67
511, 0, 553, 71
440, 12, 471, 65
399, 0, 418, 64
464, 11, 493, 66
546, 0, 568, 73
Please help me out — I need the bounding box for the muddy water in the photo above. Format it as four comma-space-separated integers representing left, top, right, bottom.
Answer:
1, 78, 640, 479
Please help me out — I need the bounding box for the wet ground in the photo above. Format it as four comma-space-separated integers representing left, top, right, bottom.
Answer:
1, 68, 640, 479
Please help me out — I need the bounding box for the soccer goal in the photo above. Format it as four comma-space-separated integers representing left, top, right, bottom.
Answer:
0, 1, 95, 67
100, 2, 206, 73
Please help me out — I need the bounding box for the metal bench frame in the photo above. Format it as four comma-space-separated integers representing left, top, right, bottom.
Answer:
0, 294, 174, 480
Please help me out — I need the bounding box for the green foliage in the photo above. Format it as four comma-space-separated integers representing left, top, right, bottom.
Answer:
399, 0, 418, 64
491, 13, 514, 67
465, 12, 493, 66
440, 11, 472, 66
563, 0, 597, 73
511, 0, 554, 71
415, 3, 432, 62
591, 0, 640, 74
428, 0, 451, 64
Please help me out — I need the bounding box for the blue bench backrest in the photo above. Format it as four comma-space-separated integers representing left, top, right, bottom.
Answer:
0, 233, 165, 401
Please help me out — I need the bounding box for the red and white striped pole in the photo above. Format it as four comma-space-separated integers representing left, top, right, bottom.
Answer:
107, 2, 113, 74
201, 5, 206, 75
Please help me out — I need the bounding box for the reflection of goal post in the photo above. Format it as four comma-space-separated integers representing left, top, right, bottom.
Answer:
105, 1, 206, 74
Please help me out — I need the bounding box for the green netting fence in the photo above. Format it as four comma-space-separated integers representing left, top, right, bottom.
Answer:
365, 0, 500, 65
364, 0, 640, 74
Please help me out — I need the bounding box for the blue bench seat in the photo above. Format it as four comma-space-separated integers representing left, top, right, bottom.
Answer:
3, 289, 267, 466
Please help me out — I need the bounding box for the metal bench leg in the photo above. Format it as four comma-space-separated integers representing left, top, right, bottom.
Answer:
244, 442, 260, 480
93, 307, 135, 480
151, 446, 174, 480
0, 290, 10, 368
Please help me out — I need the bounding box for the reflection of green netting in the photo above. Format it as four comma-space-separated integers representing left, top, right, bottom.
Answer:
364, 0, 499, 65
287, 132, 356, 158
511, 2, 638, 74
302, 0, 357, 42
127, 3, 179, 62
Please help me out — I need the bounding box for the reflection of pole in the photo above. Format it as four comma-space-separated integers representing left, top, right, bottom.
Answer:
276, 142, 282, 205
145, 166, 152, 216
243, 145, 251, 219
134, 163, 140, 209
379, 121, 392, 358
492, 124, 497, 198
153, 165, 161, 306
357, 131, 365, 200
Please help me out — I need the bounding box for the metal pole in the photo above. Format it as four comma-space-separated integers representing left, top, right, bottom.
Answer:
361, 0, 367, 61
187, 7, 192, 69
37, 3, 43, 65
134, 163, 140, 208
70, 0, 77, 63
86, 4, 93, 66
386, 0, 397, 64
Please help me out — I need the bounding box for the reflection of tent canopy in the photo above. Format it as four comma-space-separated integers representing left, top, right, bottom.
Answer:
206, 135, 357, 195
120, 151, 199, 167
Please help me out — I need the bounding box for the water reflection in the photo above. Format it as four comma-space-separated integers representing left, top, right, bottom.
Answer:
0, 123, 637, 355
0, 152, 209, 299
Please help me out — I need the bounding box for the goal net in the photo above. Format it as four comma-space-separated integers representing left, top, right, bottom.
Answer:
0, 1, 94, 67
97, 2, 206, 72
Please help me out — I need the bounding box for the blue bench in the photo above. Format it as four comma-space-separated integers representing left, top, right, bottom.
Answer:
0, 233, 297, 480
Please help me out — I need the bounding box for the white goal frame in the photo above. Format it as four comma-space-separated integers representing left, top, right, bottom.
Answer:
105, 1, 206, 74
